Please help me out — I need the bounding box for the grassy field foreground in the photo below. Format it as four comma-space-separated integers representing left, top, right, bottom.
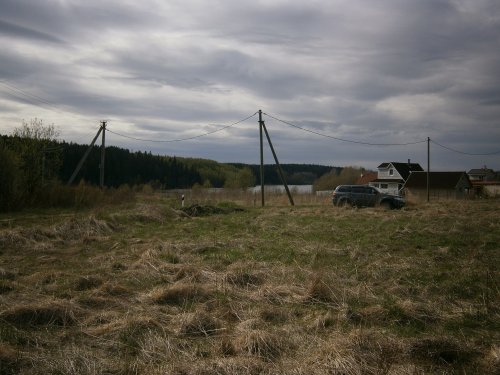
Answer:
0, 197, 499, 374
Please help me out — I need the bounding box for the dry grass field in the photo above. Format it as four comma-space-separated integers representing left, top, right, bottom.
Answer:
0, 194, 499, 374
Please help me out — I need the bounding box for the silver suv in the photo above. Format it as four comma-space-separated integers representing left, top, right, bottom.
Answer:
332, 185, 405, 209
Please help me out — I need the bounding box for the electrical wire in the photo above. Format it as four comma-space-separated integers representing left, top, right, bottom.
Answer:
106, 112, 258, 143
263, 112, 427, 146
0, 80, 65, 113
430, 139, 500, 156
1, 80, 498, 157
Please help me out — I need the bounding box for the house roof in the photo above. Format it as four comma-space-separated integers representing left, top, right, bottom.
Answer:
356, 171, 378, 185
377, 162, 424, 180
371, 178, 404, 183
468, 168, 495, 175
404, 172, 471, 189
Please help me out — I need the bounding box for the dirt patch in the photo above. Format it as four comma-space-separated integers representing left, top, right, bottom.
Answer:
180, 204, 244, 217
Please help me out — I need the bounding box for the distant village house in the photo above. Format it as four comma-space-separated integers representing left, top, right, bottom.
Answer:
369, 161, 423, 195
404, 171, 472, 200
468, 167, 500, 197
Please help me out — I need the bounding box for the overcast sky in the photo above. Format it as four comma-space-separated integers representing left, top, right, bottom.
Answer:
1, 0, 499, 171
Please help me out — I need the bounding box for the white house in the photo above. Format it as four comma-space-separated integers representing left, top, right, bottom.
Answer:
369, 161, 424, 195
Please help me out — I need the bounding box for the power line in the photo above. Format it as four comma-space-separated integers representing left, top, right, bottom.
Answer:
0, 80, 64, 113
263, 112, 427, 146
106, 112, 258, 143
430, 139, 500, 156
1, 82, 497, 158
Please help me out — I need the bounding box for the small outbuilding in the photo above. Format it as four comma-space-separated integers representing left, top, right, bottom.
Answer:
403, 171, 472, 200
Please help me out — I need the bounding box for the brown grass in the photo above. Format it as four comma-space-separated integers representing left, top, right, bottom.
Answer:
151, 283, 212, 305
0, 301, 81, 327
74, 275, 103, 291
0, 343, 19, 373
0, 198, 497, 374
304, 274, 341, 304
235, 329, 290, 361
179, 311, 223, 336
225, 268, 264, 288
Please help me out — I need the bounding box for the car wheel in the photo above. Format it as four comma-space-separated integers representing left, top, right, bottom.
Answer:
338, 199, 350, 207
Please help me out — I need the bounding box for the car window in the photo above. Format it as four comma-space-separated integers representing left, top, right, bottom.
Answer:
351, 186, 364, 194
337, 186, 350, 192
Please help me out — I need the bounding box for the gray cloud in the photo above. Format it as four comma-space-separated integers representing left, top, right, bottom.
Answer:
0, 0, 499, 171
0, 19, 64, 43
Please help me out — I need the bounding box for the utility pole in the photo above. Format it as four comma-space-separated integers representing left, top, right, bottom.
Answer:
259, 110, 265, 207
261, 120, 295, 206
67, 124, 104, 186
427, 137, 430, 202
100, 121, 107, 189
257, 110, 294, 206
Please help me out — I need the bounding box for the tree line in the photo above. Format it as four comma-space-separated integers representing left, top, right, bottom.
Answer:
2, 119, 361, 211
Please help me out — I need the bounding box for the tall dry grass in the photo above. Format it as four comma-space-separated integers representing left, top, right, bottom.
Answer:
0, 198, 498, 374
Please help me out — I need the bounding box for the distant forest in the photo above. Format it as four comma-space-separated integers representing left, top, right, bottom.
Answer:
1, 135, 337, 190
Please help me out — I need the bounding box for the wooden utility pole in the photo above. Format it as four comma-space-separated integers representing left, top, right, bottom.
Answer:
427, 137, 430, 202
261, 120, 294, 206
67, 123, 104, 186
257, 110, 294, 206
100, 121, 107, 189
259, 110, 265, 207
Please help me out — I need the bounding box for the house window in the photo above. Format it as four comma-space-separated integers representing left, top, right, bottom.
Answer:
389, 169, 394, 176
381, 183, 388, 189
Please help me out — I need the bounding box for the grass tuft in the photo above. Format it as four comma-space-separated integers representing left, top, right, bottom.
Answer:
152, 283, 211, 306
225, 269, 264, 288
74, 275, 103, 291
235, 330, 289, 361
0, 301, 80, 327
410, 337, 478, 365
179, 311, 223, 336
304, 275, 340, 304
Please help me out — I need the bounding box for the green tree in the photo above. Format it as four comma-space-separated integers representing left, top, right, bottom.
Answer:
11, 119, 61, 203
0, 138, 21, 211
224, 167, 256, 189
313, 166, 365, 191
